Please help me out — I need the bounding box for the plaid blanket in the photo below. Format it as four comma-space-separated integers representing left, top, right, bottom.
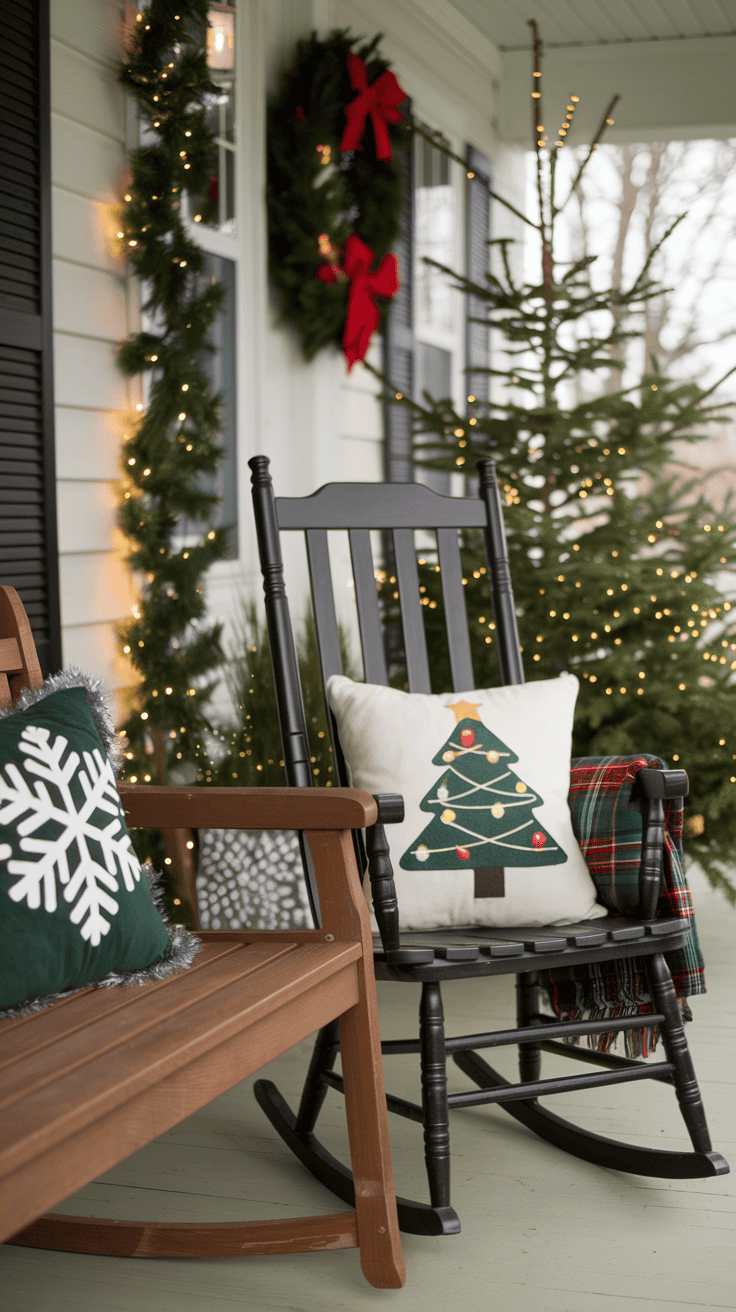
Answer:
543, 754, 705, 1057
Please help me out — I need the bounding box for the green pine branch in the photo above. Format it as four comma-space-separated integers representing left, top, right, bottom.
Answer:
115, 0, 227, 792
378, 30, 736, 898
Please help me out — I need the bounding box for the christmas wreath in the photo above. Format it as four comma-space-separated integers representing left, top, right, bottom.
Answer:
266, 30, 409, 368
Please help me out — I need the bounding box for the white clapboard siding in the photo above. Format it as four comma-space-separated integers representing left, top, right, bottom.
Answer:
339, 436, 384, 483
51, 42, 126, 139
55, 408, 122, 482
53, 335, 128, 411
62, 620, 138, 712
52, 188, 125, 273
56, 480, 118, 555
51, 0, 134, 699
340, 388, 383, 440
53, 261, 128, 341
59, 551, 136, 630
50, 0, 122, 63
51, 116, 127, 204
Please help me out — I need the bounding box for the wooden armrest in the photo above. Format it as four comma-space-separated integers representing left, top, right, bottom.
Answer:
118, 784, 378, 833
635, 767, 689, 801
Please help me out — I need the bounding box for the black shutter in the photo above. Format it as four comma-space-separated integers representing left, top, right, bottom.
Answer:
382, 115, 415, 484
0, 0, 60, 676
465, 146, 492, 413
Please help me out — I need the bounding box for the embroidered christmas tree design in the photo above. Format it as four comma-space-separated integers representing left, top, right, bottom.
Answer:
399, 700, 566, 872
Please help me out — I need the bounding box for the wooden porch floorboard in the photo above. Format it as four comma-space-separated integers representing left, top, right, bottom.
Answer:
2, 867, 734, 1309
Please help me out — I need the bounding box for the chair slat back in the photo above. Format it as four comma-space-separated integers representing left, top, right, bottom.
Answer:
250, 456, 524, 797
348, 530, 389, 685
0, 587, 44, 709
274, 478, 488, 530
305, 530, 344, 684
391, 529, 431, 693
436, 528, 475, 691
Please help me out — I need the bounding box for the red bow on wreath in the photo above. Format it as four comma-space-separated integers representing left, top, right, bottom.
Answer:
339, 52, 406, 161
318, 233, 399, 371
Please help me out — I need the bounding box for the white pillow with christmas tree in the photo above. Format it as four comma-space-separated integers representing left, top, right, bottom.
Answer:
327, 672, 607, 930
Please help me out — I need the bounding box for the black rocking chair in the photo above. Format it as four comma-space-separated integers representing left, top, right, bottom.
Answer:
249, 454, 729, 1236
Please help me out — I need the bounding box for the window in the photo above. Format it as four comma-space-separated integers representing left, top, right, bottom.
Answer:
415, 343, 452, 494
173, 252, 237, 557
414, 134, 461, 493
203, 3, 236, 232
415, 135, 457, 341
176, 1, 239, 556
382, 127, 491, 487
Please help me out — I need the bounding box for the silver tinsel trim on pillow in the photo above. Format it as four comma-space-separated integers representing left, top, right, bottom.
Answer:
0, 863, 201, 1021
0, 664, 125, 774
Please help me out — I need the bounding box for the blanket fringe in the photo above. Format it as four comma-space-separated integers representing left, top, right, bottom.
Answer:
554, 997, 693, 1059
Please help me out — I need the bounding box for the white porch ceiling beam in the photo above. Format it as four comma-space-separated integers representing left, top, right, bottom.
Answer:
500, 35, 736, 144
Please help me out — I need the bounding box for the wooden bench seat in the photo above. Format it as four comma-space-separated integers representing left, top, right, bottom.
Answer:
0, 585, 404, 1288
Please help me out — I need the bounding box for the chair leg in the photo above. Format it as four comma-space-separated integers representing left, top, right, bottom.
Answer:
646, 952, 713, 1154
516, 970, 542, 1083
295, 1020, 341, 1135
419, 981, 451, 1209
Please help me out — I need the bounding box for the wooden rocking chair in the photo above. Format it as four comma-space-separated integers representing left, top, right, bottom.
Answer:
249, 454, 729, 1237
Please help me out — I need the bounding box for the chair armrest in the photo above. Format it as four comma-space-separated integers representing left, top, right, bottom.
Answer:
120, 784, 379, 946
568, 755, 687, 920
365, 794, 404, 958
634, 768, 689, 802
119, 783, 378, 832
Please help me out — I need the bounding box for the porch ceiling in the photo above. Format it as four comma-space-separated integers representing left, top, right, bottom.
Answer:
448, 0, 736, 50
445, 2, 736, 144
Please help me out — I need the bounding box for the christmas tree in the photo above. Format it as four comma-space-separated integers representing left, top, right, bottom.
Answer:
401, 700, 564, 876
383, 26, 736, 900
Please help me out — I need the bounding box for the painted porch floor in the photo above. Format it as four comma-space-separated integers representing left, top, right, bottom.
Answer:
3, 868, 735, 1312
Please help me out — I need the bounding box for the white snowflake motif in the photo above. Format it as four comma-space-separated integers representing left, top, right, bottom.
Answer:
0, 724, 143, 946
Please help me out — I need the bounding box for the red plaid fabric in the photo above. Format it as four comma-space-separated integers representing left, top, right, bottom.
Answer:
544, 754, 705, 1057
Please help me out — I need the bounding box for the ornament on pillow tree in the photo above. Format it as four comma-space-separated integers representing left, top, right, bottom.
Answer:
400, 700, 565, 893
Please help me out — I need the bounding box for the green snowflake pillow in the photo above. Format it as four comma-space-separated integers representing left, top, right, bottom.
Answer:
0, 682, 193, 1014
327, 672, 608, 930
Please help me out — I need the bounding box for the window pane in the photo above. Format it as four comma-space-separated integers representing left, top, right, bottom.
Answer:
415, 135, 455, 336
203, 252, 237, 556
173, 253, 238, 558
415, 343, 451, 494
205, 3, 236, 229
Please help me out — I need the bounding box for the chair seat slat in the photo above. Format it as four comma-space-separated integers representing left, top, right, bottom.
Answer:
392, 529, 431, 693
0, 944, 301, 1111
0, 944, 244, 1071
436, 528, 474, 691
349, 530, 388, 685
2, 944, 362, 1179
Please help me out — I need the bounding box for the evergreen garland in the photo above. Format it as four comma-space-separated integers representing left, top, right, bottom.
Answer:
380, 47, 736, 897
266, 30, 407, 360
194, 605, 355, 788
116, 0, 227, 793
